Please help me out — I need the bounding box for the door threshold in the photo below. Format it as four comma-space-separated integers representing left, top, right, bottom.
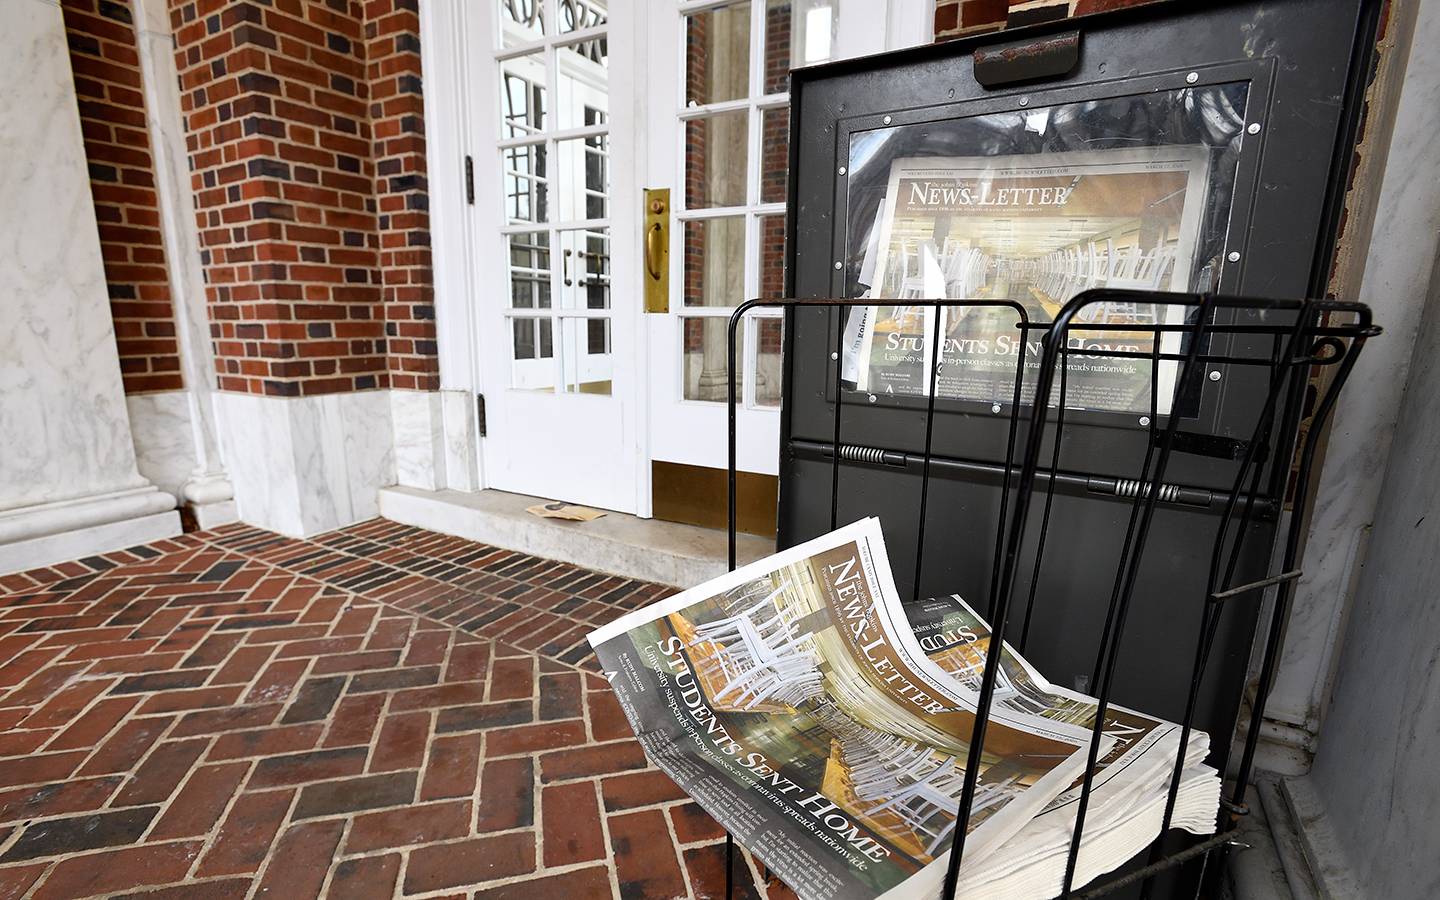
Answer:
378, 486, 776, 588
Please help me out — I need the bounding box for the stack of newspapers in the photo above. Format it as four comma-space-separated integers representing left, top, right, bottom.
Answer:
588, 519, 1220, 900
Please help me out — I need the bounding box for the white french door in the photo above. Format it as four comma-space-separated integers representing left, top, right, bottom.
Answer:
644, 0, 814, 480
642, 1, 924, 494
470, 0, 643, 513
459, 0, 928, 516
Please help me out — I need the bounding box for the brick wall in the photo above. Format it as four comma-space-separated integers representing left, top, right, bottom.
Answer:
62, 0, 184, 395
934, 0, 1167, 39
165, 0, 434, 398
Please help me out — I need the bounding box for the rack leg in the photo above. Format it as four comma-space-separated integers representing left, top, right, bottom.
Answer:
725, 831, 734, 898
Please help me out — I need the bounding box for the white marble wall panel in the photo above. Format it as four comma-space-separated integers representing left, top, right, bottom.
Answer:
391, 390, 447, 491
214, 392, 305, 536
0, 0, 180, 571
294, 391, 395, 534
1268, 7, 1440, 738
0, 0, 152, 512
214, 390, 397, 537
1302, 216, 1440, 900
127, 391, 198, 502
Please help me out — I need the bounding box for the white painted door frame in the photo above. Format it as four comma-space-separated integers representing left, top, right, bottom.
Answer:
637, 0, 933, 514
420, 0, 933, 517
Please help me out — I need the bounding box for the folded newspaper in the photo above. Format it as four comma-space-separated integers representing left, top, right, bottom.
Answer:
587, 519, 1218, 899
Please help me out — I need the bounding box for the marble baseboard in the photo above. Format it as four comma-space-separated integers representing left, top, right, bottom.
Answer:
1276, 776, 1365, 900
392, 390, 446, 491
214, 390, 396, 537
1235, 696, 1316, 777
0, 508, 181, 575
0, 485, 177, 545
440, 390, 480, 492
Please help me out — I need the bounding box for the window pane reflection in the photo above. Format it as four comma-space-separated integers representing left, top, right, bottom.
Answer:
511, 316, 555, 391
684, 317, 743, 402
562, 317, 612, 395
501, 54, 546, 136
758, 215, 786, 299
558, 228, 610, 309
503, 142, 548, 224
557, 38, 608, 130
558, 0, 607, 34
499, 0, 545, 47
508, 231, 551, 309
684, 217, 746, 307
764, 0, 837, 94
754, 317, 783, 407
686, 3, 751, 106
685, 111, 748, 209
759, 107, 789, 203
556, 132, 608, 221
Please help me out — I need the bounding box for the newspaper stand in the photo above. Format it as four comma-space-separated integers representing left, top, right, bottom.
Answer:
720, 290, 1377, 899
706, 2, 1388, 894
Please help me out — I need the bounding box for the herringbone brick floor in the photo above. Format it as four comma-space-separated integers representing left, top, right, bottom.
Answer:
0, 519, 799, 899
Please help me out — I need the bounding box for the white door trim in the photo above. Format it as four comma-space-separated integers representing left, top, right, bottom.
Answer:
420, 0, 485, 495
421, 0, 935, 511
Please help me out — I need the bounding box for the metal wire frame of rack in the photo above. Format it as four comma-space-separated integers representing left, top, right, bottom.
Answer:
716, 288, 1378, 900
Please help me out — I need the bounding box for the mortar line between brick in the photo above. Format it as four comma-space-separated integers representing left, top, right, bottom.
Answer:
18, 856, 56, 900
315, 816, 352, 898
592, 776, 625, 900
131, 731, 221, 840
532, 747, 546, 873
240, 783, 303, 900
660, 791, 698, 898
174, 756, 260, 882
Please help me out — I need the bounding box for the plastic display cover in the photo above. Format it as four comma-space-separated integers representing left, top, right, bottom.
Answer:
841, 83, 1249, 417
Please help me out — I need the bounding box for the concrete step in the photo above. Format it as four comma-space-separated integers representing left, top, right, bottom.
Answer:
378, 486, 775, 589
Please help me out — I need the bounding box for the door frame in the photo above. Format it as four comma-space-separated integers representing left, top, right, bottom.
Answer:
420, 0, 935, 517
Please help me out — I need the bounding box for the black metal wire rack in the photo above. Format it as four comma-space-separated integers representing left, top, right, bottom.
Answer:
718, 288, 1378, 900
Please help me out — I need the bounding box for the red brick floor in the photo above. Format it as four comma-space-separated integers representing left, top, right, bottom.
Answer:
0, 519, 799, 899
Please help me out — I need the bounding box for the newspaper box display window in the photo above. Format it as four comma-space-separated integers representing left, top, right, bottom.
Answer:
845, 127, 1232, 416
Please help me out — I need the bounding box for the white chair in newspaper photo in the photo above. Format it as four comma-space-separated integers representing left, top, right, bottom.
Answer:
696, 633, 822, 710
690, 583, 825, 710
940, 644, 1033, 713
1101, 241, 1176, 324
876, 771, 1021, 856
848, 739, 954, 801
695, 583, 790, 641
941, 246, 988, 300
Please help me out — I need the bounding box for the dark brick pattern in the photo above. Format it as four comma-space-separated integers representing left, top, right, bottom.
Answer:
365, 0, 438, 392
0, 520, 800, 898
61, 0, 184, 395
164, 0, 435, 397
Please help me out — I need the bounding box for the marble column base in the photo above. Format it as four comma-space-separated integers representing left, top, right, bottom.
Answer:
187, 498, 239, 531
0, 486, 181, 574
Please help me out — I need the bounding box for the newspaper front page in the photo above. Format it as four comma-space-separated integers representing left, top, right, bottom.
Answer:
851, 147, 1212, 416
588, 519, 1104, 900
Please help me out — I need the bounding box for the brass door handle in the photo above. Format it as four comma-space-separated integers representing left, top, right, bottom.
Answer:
643, 188, 669, 313
645, 223, 664, 281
